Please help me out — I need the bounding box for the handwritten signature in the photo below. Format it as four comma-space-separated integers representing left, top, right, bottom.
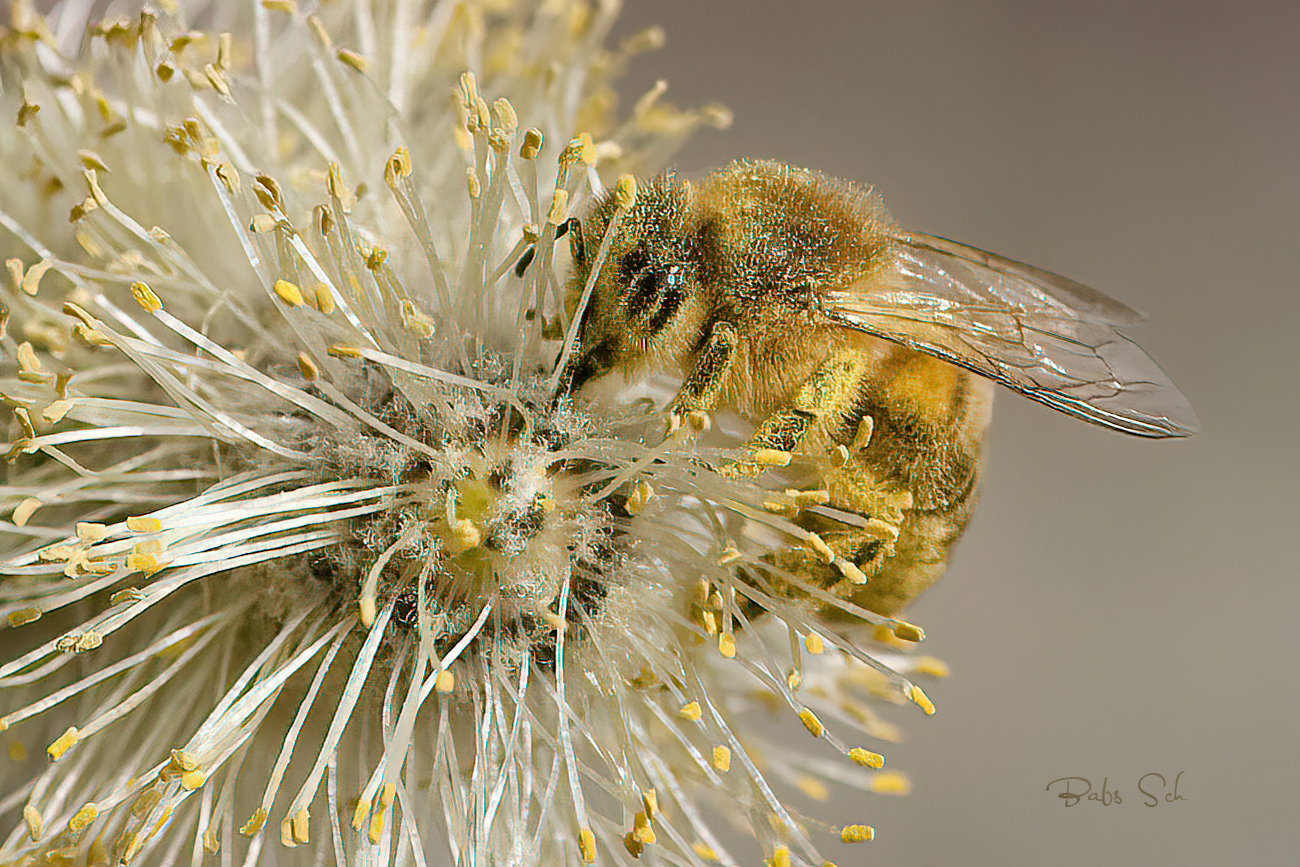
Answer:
1045, 772, 1186, 807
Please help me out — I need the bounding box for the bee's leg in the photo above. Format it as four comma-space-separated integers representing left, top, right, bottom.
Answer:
715, 408, 814, 478
717, 346, 866, 478
667, 321, 739, 432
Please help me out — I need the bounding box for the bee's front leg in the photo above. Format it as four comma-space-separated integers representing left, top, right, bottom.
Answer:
667, 321, 739, 433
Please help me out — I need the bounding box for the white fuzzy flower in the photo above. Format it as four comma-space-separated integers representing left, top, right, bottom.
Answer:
0, 2, 939, 865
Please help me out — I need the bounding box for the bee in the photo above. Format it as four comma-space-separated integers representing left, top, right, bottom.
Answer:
556, 160, 1197, 617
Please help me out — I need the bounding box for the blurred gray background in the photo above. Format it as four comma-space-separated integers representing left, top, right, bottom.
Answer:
613, 2, 1297, 865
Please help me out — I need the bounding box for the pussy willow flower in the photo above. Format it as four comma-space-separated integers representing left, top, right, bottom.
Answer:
0, 2, 945, 865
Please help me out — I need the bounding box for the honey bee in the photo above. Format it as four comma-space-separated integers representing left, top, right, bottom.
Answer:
556, 160, 1197, 617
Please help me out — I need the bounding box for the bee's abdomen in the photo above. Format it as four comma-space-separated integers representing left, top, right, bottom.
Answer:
797, 342, 992, 616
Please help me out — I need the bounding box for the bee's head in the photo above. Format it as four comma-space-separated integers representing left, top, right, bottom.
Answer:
558, 171, 711, 395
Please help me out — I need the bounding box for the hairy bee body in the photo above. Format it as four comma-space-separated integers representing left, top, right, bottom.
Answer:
560, 159, 1193, 617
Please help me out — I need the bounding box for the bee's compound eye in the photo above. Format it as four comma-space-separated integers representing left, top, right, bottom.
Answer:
618, 249, 649, 282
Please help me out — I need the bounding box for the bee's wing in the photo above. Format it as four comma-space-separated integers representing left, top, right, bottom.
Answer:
823, 231, 1199, 437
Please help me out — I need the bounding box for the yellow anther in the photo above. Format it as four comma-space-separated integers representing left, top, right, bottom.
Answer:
127, 515, 162, 533
47, 727, 80, 761
5, 257, 22, 290
358, 595, 377, 628
365, 248, 388, 271
170, 748, 199, 771
641, 789, 658, 820
127, 546, 162, 575
753, 448, 791, 467
795, 775, 830, 801
910, 685, 936, 715
336, 47, 367, 72
624, 480, 655, 515
367, 783, 395, 843
295, 352, 320, 382
717, 632, 736, 658
443, 517, 481, 553
891, 621, 925, 643
313, 282, 335, 314
520, 128, 544, 160
562, 132, 596, 166
613, 174, 638, 210
69, 803, 100, 831
328, 344, 363, 358
23, 804, 42, 842
712, 745, 731, 772
110, 587, 146, 606
16, 342, 45, 380
631, 810, 655, 845
913, 655, 950, 678
8, 608, 41, 627
871, 770, 911, 795
130, 281, 162, 312
716, 546, 742, 566
768, 844, 791, 867
787, 669, 803, 690
763, 498, 797, 517
804, 632, 825, 654
678, 701, 702, 721
351, 789, 371, 830
17, 100, 40, 126
546, 189, 569, 226
240, 807, 268, 836
578, 827, 596, 862
623, 831, 644, 857
203, 828, 220, 852
254, 173, 284, 210
74, 631, 102, 652
850, 416, 874, 451
78, 150, 110, 172
273, 279, 304, 306
849, 748, 885, 769
20, 259, 51, 296
38, 544, 74, 563
435, 669, 455, 693
203, 62, 232, 97
69, 314, 101, 343
805, 531, 835, 563
841, 824, 875, 843
492, 98, 518, 134
76, 522, 108, 542
798, 708, 824, 738
13, 498, 40, 527
864, 516, 902, 542
692, 842, 719, 862
834, 558, 868, 585
384, 147, 412, 188
70, 197, 98, 222
402, 300, 436, 337
288, 811, 308, 842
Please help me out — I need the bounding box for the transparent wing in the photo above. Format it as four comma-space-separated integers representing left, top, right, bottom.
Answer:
823, 231, 1199, 437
